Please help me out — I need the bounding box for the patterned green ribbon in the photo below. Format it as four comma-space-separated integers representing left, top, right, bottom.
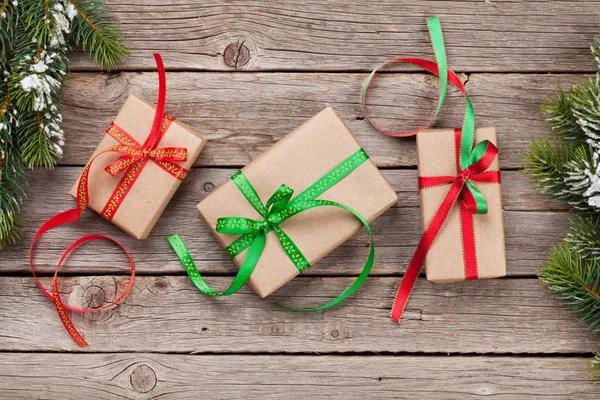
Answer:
168, 148, 375, 310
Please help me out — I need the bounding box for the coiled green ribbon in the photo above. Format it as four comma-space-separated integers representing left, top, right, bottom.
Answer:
168, 148, 375, 310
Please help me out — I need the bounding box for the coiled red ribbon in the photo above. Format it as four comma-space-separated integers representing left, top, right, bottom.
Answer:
30, 53, 188, 346
362, 17, 500, 323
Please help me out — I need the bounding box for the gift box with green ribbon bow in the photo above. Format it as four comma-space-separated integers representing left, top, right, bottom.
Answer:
169, 107, 397, 306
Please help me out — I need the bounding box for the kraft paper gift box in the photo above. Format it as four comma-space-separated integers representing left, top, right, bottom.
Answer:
197, 107, 398, 297
417, 127, 506, 283
70, 94, 206, 239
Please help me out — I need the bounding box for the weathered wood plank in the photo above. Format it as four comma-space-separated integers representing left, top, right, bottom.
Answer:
0, 353, 596, 399
59, 72, 590, 168
1, 167, 568, 275
2, 276, 598, 353
68, 1, 600, 72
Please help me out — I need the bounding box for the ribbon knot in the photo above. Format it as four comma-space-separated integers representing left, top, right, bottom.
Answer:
215, 181, 302, 267
103, 141, 188, 177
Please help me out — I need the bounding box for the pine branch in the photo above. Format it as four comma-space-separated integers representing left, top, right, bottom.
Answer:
565, 216, 600, 259
571, 75, 600, 150
68, 0, 128, 71
0, 68, 26, 247
523, 137, 597, 213
10, 2, 68, 168
0, 0, 127, 247
525, 67, 600, 215
593, 37, 600, 70
542, 86, 587, 147
591, 352, 600, 382
539, 243, 600, 331
0, 0, 18, 63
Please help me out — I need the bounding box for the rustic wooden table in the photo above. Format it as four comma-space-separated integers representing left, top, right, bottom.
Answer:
1, 1, 600, 398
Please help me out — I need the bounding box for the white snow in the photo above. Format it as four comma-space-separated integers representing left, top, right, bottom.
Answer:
20, 74, 42, 92
31, 61, 48, 73
66, 3, 77, 20
53, 143, 63, 156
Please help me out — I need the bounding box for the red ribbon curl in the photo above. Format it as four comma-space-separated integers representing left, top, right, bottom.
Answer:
30, 53, 187, 346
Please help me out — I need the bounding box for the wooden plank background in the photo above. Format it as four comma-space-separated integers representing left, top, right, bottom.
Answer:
2, 1, 600, 398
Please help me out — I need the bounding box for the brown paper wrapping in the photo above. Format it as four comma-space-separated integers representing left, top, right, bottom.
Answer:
198, 107, 398, 297
70, 94, 206, 239
416, 127, 506, 283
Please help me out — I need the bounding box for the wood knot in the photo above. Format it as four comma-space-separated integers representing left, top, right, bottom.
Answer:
223, 41, 250, 68
82, 285, 105, 309
149, 277, 169, 295
330, 329, 339, 338
203, 182, 214, 192
154, 278, 168, 290
130, 364, 157, 394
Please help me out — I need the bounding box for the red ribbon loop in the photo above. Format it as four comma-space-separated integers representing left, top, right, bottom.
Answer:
30, 53, 184, 346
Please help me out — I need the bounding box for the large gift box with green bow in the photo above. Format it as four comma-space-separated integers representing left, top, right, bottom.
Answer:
180, 107, 397, 298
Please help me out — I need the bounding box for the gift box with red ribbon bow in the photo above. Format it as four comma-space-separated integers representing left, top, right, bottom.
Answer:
417, 127, 506, 283
69, 93, 206, 239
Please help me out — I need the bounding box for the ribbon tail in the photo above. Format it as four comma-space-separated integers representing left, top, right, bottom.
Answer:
52, 276, 89, 347
274, 200, 374, 312
391, 178, 464, 323
459, 202, 479, 280
30, 208, 82, 301
31, 210, 136, 347
168, 232, 266, 296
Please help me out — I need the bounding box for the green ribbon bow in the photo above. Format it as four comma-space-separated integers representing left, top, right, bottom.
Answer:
168, 148, 375, 310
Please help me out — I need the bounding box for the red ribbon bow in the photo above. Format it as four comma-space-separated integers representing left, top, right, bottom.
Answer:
97, 116, 189, 221
104, 141, 187, 177
30, 53, 186, 347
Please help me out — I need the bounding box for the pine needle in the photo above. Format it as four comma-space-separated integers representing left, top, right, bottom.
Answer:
68, 0, 128, 71
540, 243, 600, 331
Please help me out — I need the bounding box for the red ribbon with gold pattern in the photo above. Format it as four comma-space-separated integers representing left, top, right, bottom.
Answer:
30, 53, 188, 346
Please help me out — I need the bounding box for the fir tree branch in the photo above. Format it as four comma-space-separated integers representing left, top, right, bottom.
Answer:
0, 0, 127, 247
565, 216, 600, 258
0, 0, 18, 63
68, 0, 128, 71
523, 137, 598, 214
593, 38, 600, 70
542, 86, 587, 147
539, 243, 600, 331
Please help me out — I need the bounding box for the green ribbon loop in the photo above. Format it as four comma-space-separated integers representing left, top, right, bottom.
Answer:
427, 16, 447, 117
168, 148, 375, 311
427, 16, 488, 214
